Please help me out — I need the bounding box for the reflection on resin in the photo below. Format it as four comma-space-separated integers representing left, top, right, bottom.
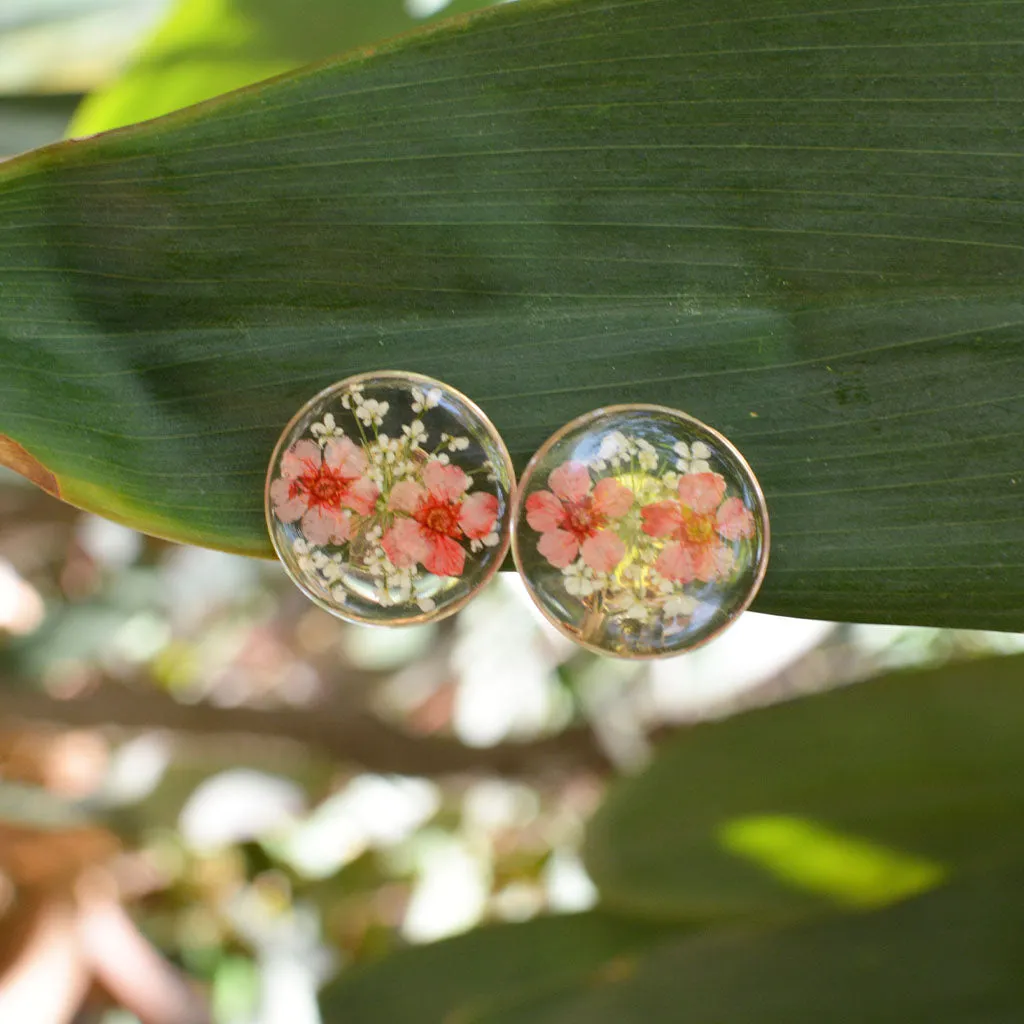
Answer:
512, 406, 769, 659
265, 372, 514, 626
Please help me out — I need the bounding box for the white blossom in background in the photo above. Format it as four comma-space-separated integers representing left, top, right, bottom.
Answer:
402, 833, 490, 943
452, 580, 570, 747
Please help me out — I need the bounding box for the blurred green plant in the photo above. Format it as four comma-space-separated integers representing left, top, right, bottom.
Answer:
69, 0, 499, 135
321, 654, 1024, 1022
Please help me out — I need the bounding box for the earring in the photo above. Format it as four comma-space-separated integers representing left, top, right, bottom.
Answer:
511, 405, 769, 659
266, 371, 515, 626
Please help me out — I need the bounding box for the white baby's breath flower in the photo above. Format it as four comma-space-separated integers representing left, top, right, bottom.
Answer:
482, 531, 499, 548
331, 585, 347, 604
635, 438, 658, 472
357, 398, 388, 427
664, 593, 699, 618
447, 435, 470, 452
661, 471, 680, 493
621, 598, 651, 623
341, 384, 364, 410
562, 559, 600, 597
417, 597, 436, 613
310, 412, 345, 445
402, 419, 427, 447
591, 430, 629, 470
674, 440, 712, 475
297, 555, 313, 574
321, 561, 341, 583
292, 538, 309, 556
436, 452, 450, 465
411, 387, 442, 413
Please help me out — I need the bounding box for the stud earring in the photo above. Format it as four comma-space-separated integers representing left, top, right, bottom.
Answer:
511, 405, 769, 659
266, 371, 515, 626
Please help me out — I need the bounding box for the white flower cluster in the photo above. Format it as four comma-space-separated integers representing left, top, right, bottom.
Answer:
338, 384, 390, 427
674, 440, 711, 475
599, 565, 701, 623
293, 537, 348, 597
357, 398, 388, 427
310, 412, 345, 445
469, 531, 501, 554
440, 431, 470, 453
589, 431, 658, 472
365, 427, 424, 489
411, 386, 442, 413
561, 558, 609, 597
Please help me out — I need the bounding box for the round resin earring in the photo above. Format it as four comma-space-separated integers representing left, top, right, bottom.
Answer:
266, 371, 515, 626
511, 405, 769, 659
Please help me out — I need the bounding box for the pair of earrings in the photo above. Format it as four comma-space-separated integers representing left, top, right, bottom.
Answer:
265, 371, 769, 660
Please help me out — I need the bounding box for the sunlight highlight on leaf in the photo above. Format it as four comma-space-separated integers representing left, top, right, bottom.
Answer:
718, 814, 946, 909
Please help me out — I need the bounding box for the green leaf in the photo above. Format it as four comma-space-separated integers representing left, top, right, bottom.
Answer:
1, 0, 1022, 628
318, 871, 1024, 1023
69, 0, 498, 135
477, 869, 1024, 1024
585, 653, 1024, 921
317, 911, 678, 1024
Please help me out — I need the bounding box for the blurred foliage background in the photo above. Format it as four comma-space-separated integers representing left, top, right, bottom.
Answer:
1, 2, 1023, 1023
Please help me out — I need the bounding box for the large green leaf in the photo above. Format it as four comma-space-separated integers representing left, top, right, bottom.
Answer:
481, 869, 1024, 1024
69, 0, 498, 136
585, 653, 1024, 921
317, 911, 678, 1024
319, 870, 1024, 1023
1, 0, 1022, 628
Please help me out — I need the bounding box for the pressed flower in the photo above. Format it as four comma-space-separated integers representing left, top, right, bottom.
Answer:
381, 461, 499, 577
271, 438, 378, 545
525, 461, 633, 572
641, 472, 753, 583
673, 440, 712, 475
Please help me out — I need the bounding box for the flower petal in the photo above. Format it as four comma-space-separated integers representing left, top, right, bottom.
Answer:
423, 460, 470, 501
382, 518, 430, 569
580, 529, 625, 573
676, 472, 726, 514
525, 491, 565, 533
537, 529, 579, 568
716, 497, 755, 540
280, 439, 321, 479
323, 437, 368, 478
302, 506, 352, 546
592, 478, 634, 518
641, 500, 682, 538
654, 542, 697, 583
389, 479, 425, 514
693, 544, 727, 582
547, 461, 591, 502
460, 491, 499, 539
345, 476, 380, 516
422, 533, 466, 577
270, 478, 305, 522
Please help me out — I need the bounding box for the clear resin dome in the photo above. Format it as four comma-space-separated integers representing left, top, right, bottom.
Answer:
512, 405, 769, 658
266, 371, 514, 626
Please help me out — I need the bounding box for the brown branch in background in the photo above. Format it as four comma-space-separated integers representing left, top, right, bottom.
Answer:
0, 681, 613, 778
